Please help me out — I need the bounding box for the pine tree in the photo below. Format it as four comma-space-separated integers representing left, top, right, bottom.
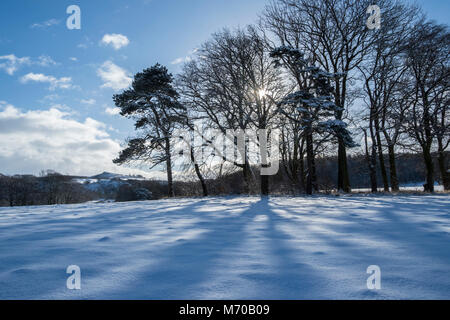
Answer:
113, 64, 185, 198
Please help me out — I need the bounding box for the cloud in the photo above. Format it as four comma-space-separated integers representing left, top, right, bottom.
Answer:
97, 61, 132, 91
81, 98, 96, 105
101, 33, 130, 50
0, 54, 58, 75
41, 94, 60, 102
30, 19, 60, 29
171, 56, 192, 65
0, 54, 31, 75
171, 48, 199, 65
20, 73, 74, 90
105, 107, 121, 115
77, 37, 94, 49
0, 103, 149, 177
48, 103, 74, 113
36, 55, 58, 66
69, 57, 78, 61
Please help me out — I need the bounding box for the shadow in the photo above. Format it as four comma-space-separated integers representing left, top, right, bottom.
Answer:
0, 199, 211, 299
1, 195, 449, 299
275, 195, 450, 299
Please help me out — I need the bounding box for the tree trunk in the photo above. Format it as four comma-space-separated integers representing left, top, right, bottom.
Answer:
423, 147, 435, 192
306, 130, 314, 195
291, 136, 301, 193
299, 149, 306, 192
242, 162, 251, 194
387, 144, 399, 192
337, 138, 351, 192
364, 129, 378, 192
190, 146, 208, 196
261, 174, 269, 196
422, 99, 434, 193
374, 121, 389, 192
260, 128, 270, 196
335, 81, 351, 193
311, 151, 318, 192
165, 137, 175, 198
437, 141, 449, 191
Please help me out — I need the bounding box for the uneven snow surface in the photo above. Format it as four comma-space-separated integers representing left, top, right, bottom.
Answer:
0, 195, 449, 299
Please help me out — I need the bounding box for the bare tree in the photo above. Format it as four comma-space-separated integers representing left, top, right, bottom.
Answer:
433, 89, 450, 190
404, 22, 450, 192
358, 2, 420, 192
271, 46, 356, 195
262, 0, 399, 192
178, 27, 285, 195
362, 127, 378, 192
173, 118, 209, 197
279, 114, 306, 193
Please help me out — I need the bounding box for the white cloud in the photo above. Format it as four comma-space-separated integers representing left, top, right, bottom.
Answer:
171, 56, 192, 65
48, 104, 75, 113
0, 54, 31, 75
81, 98, 96, 105
105, 107, 121, 115
69, 57, 78, 61
0, 103, 148, 177
20, 73, 74, 90
97, 61, 132, 91
101, 33, 130, 50
77, 37, 94, 49
171, 48, 199, 65
0, 54, 58, 75
30, 19, 60, 29
37, 55, 58, 66
41, 94, 60, 102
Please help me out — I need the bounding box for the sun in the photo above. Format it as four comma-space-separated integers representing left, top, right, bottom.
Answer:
258, 89, 267, 99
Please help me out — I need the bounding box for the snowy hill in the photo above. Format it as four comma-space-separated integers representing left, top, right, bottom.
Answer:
0, 195, 449, 299
73, 172, 155, 196
89, 172, 146, 181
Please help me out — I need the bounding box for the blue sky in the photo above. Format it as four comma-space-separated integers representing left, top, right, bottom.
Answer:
0, 0, 448, 176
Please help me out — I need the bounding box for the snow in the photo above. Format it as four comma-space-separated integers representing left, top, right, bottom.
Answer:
89, 171, 146, 180
80, 179, 124, 193
0, 195, 449, 299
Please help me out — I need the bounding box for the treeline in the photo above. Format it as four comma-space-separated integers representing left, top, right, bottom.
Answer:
0, 151, 444, 207
0, 172, 98, 207
112, 0, 449, 197
107, 152, 439, 199
0, 171, 169, 207
173, 152, 444, 196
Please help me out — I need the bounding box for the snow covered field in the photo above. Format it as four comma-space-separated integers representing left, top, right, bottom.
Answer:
0, 195, 449, 300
